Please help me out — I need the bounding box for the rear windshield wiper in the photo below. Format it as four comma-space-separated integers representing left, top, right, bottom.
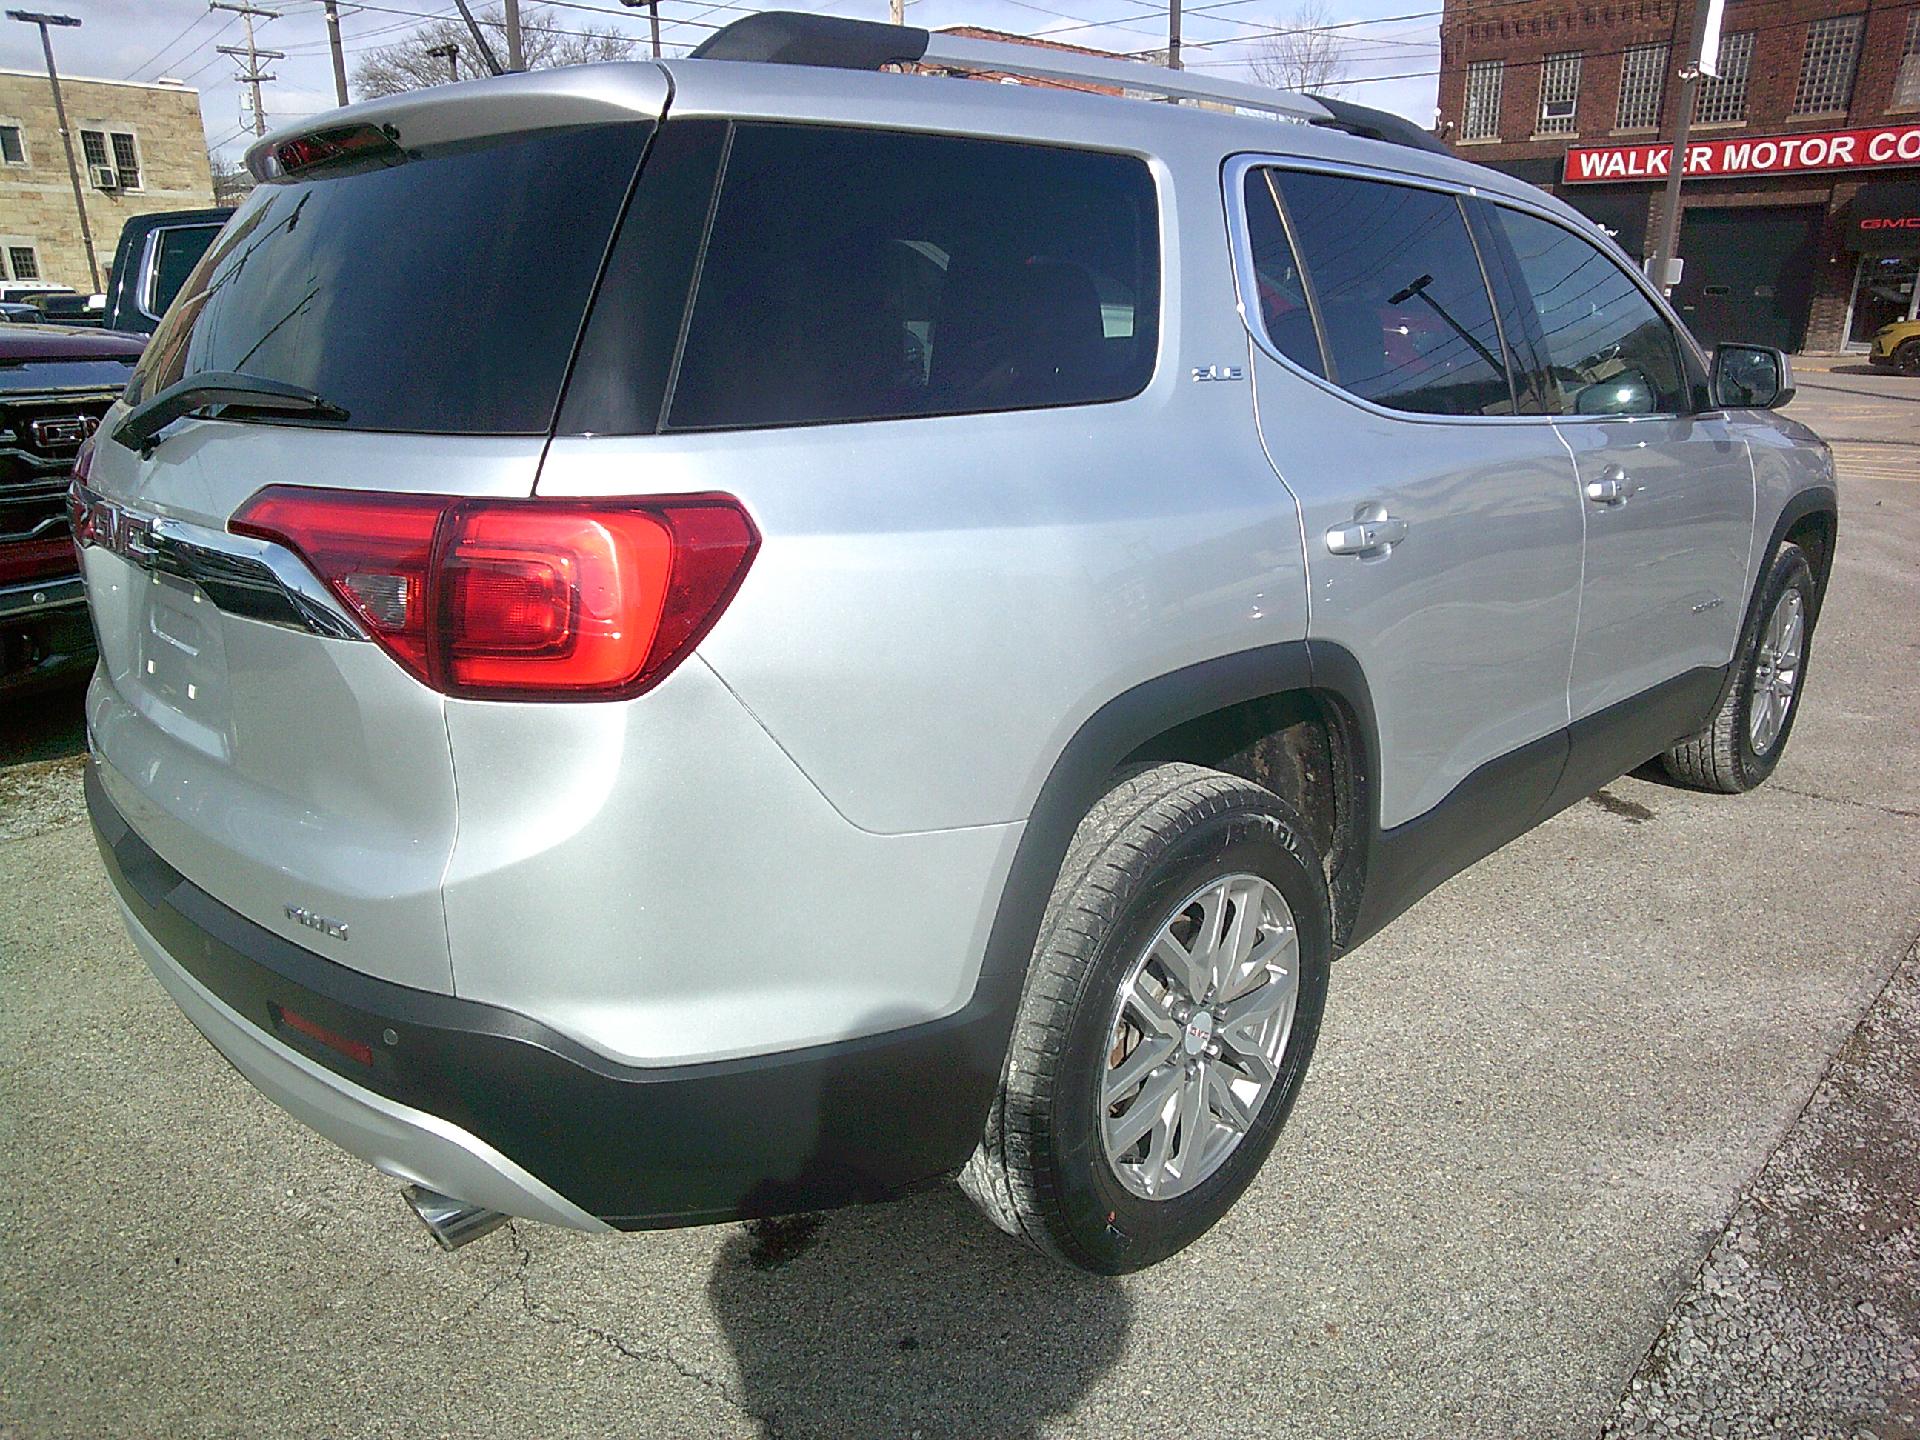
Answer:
113, 371, 349, 456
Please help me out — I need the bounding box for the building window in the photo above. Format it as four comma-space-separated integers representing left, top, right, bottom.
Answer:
1616, 42, 1668, 130
1538, 51, 1582, 134
0, 124, 23, 165
1693, 30, 1754, 124
1894, 10, 1920, 111
1792, 14, 1864, 116
1463, 59, 1504, 140
109, 132, 141, 189
77, 128, 139, 188
6, 245, 41, 281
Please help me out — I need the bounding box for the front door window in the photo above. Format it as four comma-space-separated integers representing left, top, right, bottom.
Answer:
1846, 255, 1919, 349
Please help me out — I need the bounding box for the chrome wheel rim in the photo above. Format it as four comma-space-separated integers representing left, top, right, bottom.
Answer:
1748, 588, 1805, 756
1100, 873, 1300, 1201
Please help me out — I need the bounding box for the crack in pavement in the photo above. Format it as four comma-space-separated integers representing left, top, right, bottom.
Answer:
497, 1222, 766, 1431
1769, 783, 1920, 821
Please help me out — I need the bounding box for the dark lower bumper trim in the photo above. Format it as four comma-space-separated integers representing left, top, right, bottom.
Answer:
89, 764, 1012, 1227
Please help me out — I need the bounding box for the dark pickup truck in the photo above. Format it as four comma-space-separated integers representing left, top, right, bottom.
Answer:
1, 325, 142, 697
101, 208, 233, 335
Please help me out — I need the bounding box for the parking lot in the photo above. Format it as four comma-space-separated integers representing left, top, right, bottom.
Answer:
2, 370, 1915, 1440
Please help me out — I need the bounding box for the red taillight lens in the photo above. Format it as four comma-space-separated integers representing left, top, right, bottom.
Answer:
230, 487, 758, 701
232, 489, 444, 676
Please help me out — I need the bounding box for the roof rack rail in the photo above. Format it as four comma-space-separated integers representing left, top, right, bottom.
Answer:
689, 13, 1450, 154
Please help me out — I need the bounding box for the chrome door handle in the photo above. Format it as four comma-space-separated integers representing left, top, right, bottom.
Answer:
1585, 467, 1632, 506
1325, 514, 1410, 557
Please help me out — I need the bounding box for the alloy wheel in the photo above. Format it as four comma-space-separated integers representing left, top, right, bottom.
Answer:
1748, 587, 1805, 756
1100, 873, 1300, 1200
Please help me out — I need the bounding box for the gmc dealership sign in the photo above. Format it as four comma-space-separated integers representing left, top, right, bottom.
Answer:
1565, 122, 1920, 184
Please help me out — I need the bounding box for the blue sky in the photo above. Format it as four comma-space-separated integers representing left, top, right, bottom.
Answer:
2, 0, 1441, 162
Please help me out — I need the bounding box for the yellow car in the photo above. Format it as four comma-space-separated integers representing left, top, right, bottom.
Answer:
1867, 317, 1920, 373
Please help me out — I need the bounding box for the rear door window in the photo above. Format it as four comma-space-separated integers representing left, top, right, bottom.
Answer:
1254, 168, 1517, 417
1481, 204, 1687, 417
663, 125, 1159, 431
130, 122, 652, 434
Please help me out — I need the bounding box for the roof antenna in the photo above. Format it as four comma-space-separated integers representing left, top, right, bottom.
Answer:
451, 0, 508, 75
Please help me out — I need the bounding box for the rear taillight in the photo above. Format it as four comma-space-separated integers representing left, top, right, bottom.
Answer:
231, 488, 758, 701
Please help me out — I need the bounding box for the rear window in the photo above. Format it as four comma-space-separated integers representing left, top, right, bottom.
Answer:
662, 124, 1159, 431
130, 123, 652, 434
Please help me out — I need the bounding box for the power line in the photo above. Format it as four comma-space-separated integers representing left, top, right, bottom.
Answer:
123, 7, 217, 79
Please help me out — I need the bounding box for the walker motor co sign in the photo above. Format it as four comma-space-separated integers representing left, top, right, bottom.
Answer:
1564, 123, 1920, 184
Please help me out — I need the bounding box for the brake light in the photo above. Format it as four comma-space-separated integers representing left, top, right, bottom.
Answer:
230, 488, 758, 700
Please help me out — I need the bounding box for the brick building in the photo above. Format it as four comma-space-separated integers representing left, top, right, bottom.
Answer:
1436, 0, 1920, 352
0, 69, 216, 295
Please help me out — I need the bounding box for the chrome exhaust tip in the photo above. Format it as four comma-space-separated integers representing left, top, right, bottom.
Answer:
402, 1184, 509, 1251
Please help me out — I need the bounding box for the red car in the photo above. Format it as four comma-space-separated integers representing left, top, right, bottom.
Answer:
1, 324, 143, 697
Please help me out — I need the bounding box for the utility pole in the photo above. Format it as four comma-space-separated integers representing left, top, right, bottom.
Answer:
427, 41, 459, 82
1167, 0, 1182, 70
5, 10, 97, 290
889, 0, 903, 25
321, 0, 348, 106
503, 0, 523, 69
618, 0, 662, 57
1647, 0, 1723, 295
211, 2, 283, 138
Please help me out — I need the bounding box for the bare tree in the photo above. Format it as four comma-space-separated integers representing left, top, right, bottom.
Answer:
209, 151, 255, 206
1248, 0, 1349, 95
353, 4, 636, 99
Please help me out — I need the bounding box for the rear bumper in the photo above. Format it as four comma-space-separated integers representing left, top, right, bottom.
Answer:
90, 763, 1012, 1229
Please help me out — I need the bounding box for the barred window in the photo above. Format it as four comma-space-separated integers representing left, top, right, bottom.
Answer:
1792, 14, 1864, 115
1538, 51, 1582, 134
8, 245, 40, 280
110, 132, 140, 189
79, 128, 107, 168
1693, 30, 1755, 124
1616, 42, 1668, 129
0, 125, 23, 165
1463, 59, 1504, 140
1894, 10, 1920, 111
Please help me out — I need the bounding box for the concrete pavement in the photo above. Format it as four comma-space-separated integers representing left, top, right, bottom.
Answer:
1, 376, 1914, 1439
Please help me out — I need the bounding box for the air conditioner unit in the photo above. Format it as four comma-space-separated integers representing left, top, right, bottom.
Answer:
90, 165, 118, 189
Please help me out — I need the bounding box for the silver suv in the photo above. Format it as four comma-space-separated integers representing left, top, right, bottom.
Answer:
75, 14, 1837, 1274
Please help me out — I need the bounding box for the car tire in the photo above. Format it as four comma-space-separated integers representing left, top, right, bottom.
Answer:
1661, 542, 1816, 794
1896, 339, 1920, 377
957, 762, 1330, 1273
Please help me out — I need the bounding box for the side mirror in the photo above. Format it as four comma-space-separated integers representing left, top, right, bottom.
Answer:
1574, 367, 1656, 416
1712, 344, 1795, 409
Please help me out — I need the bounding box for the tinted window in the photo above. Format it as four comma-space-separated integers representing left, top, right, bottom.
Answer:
1485, 205, 1685, 416
1270, 170, 1514, 416
1241, 170, 1324, 379
130, 123, 651, 434
666, 125, 1158, 430
147, 224, 222, 319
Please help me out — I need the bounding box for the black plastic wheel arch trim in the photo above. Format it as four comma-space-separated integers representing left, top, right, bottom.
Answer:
1705, 484, 1836, 719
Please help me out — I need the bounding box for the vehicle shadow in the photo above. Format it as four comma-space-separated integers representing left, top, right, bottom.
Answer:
706, 1185, 1130, 1440
0, 677, 88, 767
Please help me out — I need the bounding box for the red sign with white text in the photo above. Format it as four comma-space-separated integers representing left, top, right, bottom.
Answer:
1564, 123, 1920, 184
